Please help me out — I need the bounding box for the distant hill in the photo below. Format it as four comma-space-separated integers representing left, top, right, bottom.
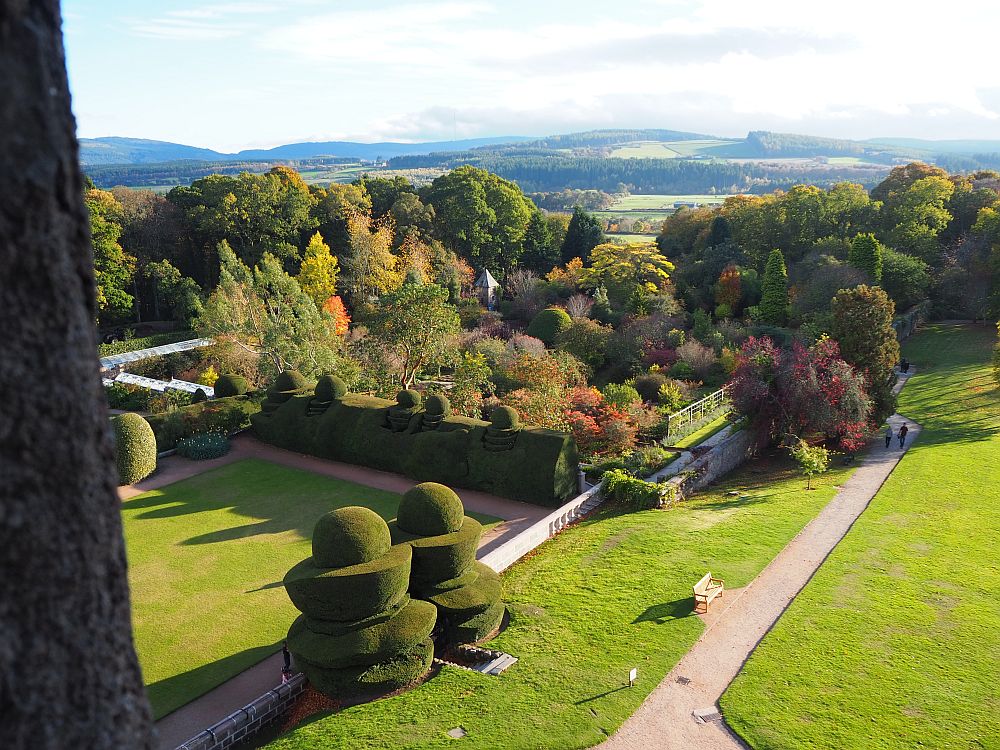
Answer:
78, 135, 535, 166
865, 137, 1000, 154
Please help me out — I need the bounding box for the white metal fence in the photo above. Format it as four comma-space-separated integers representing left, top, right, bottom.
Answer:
666, 384, 731, 438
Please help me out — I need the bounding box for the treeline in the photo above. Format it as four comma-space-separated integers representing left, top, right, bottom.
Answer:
660, 162, 1000, 325
85, 156, 356, 189
388, 153, 891, 193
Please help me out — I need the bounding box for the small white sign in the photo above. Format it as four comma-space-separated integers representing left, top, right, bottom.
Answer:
629, 668, 638, 686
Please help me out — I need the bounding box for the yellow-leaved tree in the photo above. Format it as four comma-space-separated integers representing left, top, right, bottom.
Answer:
580, 242, 674, 307
297, 232, 339, 307
343, 209, 401, 304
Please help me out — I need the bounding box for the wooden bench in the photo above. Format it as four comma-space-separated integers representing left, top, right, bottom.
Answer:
693, 572, 724, 614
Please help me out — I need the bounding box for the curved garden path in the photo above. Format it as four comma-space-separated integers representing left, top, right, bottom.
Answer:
600, 371, 919, 750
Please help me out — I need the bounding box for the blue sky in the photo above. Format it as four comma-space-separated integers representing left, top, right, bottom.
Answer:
63, 0, 1000, 152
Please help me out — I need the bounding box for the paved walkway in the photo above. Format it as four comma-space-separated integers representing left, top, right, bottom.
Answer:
130, 434, 550, 749
601, 374, 919, 750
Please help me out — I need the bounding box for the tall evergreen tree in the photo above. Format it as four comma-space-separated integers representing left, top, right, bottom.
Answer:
757, 249, 789, 325
520, 210, 560, 274
560, 206, 604, 264
848, 232, 883, 283
831, 284, 900, 423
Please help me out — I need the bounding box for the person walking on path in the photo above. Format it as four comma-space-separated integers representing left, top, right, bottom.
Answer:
885, 425, 893, 448
898, 423, 909, 448
282, 641, 291, 671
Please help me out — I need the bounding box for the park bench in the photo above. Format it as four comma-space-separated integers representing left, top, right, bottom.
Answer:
693, 572, 724, 614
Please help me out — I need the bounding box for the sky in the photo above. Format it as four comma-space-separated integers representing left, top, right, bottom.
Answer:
63, 0, 1000, 152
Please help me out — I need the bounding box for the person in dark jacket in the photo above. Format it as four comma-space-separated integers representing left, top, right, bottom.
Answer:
898, 423, 909, 448
282, 641, 291, 671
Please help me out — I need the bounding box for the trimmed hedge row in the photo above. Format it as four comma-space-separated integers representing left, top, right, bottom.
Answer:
253, 381, 578, 507
297, 639, 434, 698
113, 413, 157, 485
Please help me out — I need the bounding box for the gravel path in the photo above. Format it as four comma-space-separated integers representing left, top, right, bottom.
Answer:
601, 376, 919, 750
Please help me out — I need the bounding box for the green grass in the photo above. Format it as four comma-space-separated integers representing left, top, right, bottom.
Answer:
267, 453, 858, 749
124, 458, 499, 719
672, 414, 732, 449
606, 193, 727, 210
721, 323, 1000, 749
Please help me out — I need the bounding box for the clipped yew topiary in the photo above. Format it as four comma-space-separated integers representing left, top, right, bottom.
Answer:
526, 306, 572, 346
390, 482, 504, 644
315, 374, 348, 402
214, 374, 248, 398
484, 405, 521, 451
421, 394, 450, 431
387, 390, 422, 432
113, 413, 157, 485
284, 507, 436, 697
191, 388, 208, 404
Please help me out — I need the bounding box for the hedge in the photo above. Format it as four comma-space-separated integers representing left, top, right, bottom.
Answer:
312, 507, 392, 568
145, 395, 261, 451
287, 599, 436, 668
175, 431, 230, 460
113, 413, 157, 485
426, 562, 501, 616
449, 599, 506, 643
213, 374, 248, 398
252, 392, 578, 507
396, 483, 464, 537
315, 375, 347, 402
388, 518, 482, 588
296, 639, 434, 697
601, 468, 678, 510
526, 307, 572, 346
284, 545, 412, 623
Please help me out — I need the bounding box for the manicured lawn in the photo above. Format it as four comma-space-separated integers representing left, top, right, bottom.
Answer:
123, 458, 499, 719
722, 323, 1000, 749
267, 453, 857, 749
672, 414, 733, 450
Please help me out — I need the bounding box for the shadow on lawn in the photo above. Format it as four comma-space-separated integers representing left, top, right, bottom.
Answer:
633, 597, 694, 625
148, 641, 279, 721
575, 685, 630, 704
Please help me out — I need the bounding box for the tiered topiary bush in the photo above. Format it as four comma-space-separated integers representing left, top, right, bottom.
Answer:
526, 306, 572, 346
284, 507, 437, 697
386, 389, 423, 432
483, 405, 520, 451
308, 375, 348, 417
113, 412, 157, 485
261, 370, 309, 414
214, 374, 249, 398
389, 483, 504, 644
421, 394, 450, 431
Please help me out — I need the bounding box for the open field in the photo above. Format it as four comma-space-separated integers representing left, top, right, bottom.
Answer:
609, 194, 727, 210
123, 458, 499, 719
609, 139, 741, 159
607, 233, 658, 243
722, 323, 1000, 749
267, 452, 857, 749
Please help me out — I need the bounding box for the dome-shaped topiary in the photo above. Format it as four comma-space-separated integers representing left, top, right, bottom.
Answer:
113, 413, 157, 485
191, 388, 208, 403
214, 374, 248, 398
396, 482, 464, 537
274, 369, 308, 393
424, 394, 451, 417
395, 389, 422, 409
312, 507, 392, 569
526, 307, 572, 346
489, 405, 520, 430
315, 375, 348, 402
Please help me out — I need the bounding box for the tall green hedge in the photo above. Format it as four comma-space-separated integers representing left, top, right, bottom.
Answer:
252, 392, 578, 507
526, 307, 572, 346
113, 413, 157, 485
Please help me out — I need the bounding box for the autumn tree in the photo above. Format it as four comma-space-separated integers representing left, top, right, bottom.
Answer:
297, 231, 339, 306
788, 438, 830, 489
714, 264, 743, 315
756, 249, 789, 325
2, 1, 154, 744
848, 232, 883, 282
368, 283, 460, 388
86, 188, 136, 320
580, 242, 674, 308
322, 295, 351, 336
342, 209, 401, 304
197, 241, 343, 379
831, 285, 900, 423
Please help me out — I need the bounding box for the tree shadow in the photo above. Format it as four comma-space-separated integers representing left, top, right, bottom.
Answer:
574, 685, 630, 704
700, 494, 770, 512
632, 597, 694, 624
149, 642, 280, 721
